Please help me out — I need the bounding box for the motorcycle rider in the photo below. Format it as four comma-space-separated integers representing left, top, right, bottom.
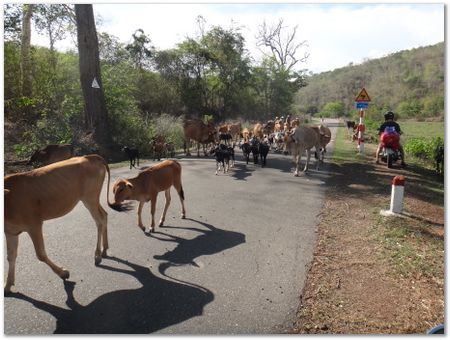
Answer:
375, 111, 406, 167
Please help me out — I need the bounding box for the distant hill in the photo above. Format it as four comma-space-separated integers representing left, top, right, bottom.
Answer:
295, 42, 444, 119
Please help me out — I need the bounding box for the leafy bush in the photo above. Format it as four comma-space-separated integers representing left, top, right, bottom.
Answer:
152, 114, 185, 148
404, 136, 443, 161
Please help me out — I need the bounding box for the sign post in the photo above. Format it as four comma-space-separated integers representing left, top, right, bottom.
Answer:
354, 88, 371, 154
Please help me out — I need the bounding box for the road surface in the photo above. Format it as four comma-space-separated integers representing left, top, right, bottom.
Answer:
4, 121, 339, 334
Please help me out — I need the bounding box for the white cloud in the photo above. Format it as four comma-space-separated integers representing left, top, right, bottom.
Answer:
32, 3, 444, 74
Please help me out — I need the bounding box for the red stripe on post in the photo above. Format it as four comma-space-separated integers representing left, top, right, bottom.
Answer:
392, 175, 406, 186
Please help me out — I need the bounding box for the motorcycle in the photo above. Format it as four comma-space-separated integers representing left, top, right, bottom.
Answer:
378, 130, 403, 168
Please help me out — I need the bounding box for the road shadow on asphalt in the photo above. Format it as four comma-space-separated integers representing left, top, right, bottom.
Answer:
149, 218, 246, 274
5, 256, 214, 334
323, 160, 444, 206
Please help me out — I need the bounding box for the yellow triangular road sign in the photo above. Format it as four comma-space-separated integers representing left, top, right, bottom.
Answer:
355, 88, 371, 102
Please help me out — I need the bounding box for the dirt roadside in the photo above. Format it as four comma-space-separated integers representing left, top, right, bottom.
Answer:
292, 138, 444, 334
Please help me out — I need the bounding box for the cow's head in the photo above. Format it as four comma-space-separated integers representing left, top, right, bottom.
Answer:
112, 179, 134, 204
283, 133, 295, 155
28, 150, 45, 166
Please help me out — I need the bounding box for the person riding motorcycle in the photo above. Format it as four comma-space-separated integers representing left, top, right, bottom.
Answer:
375, 111, 406, 167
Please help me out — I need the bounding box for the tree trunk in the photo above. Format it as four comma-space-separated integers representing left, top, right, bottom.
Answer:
20, 4, 33, 98
75, 4, 112, 149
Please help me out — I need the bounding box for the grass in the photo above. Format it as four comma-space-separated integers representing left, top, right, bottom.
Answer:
333, 124, 444, 280
377, 216, 444, 279
332, 125, 371, 164
399, 121, 444, 143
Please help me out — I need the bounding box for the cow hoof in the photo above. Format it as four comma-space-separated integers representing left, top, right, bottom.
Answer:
4, 283, 14, 294
60, 269, 70, 280
181, 214, 186, 219
95, 256, 102, 266
158, 222, 164, 227
101, 249, 108, 258
139, 225, 145, 232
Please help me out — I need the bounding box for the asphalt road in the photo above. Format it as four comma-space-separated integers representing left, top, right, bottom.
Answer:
4, 121, 338, 334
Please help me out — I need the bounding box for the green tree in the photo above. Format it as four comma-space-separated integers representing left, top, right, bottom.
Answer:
125, 29, 154, 71
323, 101, 345, 117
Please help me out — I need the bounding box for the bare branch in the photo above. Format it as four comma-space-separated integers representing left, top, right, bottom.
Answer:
256, 18, 309, 71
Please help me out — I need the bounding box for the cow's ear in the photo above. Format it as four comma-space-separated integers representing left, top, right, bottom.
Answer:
126, 181, 133, 189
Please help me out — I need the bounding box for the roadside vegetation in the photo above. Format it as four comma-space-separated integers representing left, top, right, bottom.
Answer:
294, 121, 444, 334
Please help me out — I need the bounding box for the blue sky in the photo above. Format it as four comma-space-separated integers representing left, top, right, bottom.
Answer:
31, 2, 445, 74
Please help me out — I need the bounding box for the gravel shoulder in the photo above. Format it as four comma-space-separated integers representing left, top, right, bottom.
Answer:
292, 133, 444, 334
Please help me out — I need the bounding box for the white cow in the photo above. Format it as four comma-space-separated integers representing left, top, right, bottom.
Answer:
283, 126, 322, 176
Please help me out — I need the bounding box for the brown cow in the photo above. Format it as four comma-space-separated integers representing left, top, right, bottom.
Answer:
242, 127, 251, 141
218, 124, 229, 133
263, 120, 275, 135
29, 144, 74, 167
274, 119, 283, 132
4, 154, 120, 293
112, 160, 186, 233
291, 118, 300, 129
183, 119, 216, 157
228, 122, 242, 143
253, 123, 264, 139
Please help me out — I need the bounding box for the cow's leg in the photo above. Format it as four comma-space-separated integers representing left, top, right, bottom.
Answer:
315, 145, 321, 170
149, 195, 157, 233
159, 189, 171, 227
304, 149, 312, 172
28, 223, 70, 280
137, 201, 145, 231
137, 155, 140, 167
173, 179, 186, 219
5, 233, 19, 292
215, 160, 220, 175
82, 200, 108, 263
293, 153, 300, 176
294, 148, 303, 176
184, 139, 191, 156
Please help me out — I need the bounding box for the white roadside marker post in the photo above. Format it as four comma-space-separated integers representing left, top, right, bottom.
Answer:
380, 175, 406, 216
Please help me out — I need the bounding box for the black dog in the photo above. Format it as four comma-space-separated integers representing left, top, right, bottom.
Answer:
123, 146, 139, 169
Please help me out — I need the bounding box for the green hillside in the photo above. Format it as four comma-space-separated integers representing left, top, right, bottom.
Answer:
295, 42, 444, 120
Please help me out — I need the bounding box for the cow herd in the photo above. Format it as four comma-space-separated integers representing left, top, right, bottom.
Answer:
181, 117, 332, 176
4, 117, 332, 293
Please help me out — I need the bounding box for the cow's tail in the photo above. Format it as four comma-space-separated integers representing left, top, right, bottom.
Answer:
102, 158, 133, 212
158, 262, 212, 296
173, 160, 185, 201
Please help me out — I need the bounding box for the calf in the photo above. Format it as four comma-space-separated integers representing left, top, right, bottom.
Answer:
240, 141, 251, 164
210, 144, 231, 175
111, 160, 186, 233
123, 146, 139, 169
4, 154, 119, 293
259, 141, 270, 167
165, 142, 175, 158
29, 144, 74, 167
151, 141, 166, 161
